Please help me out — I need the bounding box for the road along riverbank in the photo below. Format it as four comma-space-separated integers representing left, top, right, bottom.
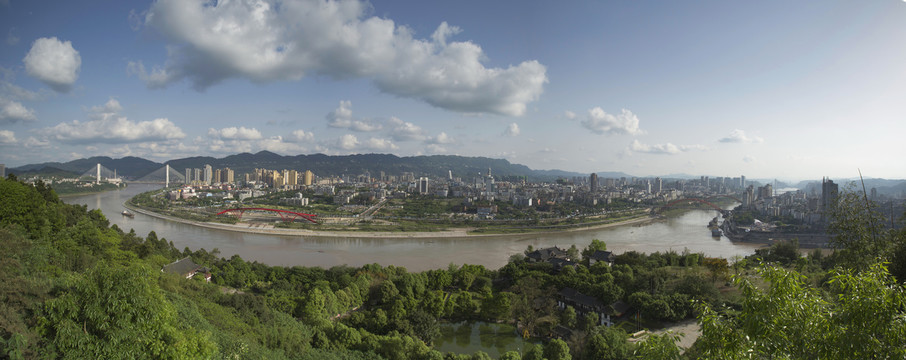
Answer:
124, 202, 659, 239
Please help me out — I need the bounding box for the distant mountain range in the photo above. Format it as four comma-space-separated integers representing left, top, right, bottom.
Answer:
9, 151, 634, 182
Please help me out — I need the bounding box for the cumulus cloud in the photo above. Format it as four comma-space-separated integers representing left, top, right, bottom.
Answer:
387, 116, 426, 141
326, 100, 381, 132
363, 137, 397, 151
503, 122, 520, 137
337, 134, 359, 150
582, 107, 644, 136
40, 99, 185, 144
88, 97, 123, 119
208, 126, 263, 140
564, 110, 576, 120
426, 132, 455, 144
23, 136, 49, 148
719, 129, 763, 144
23, 37, 81, 92
133, 0, 547, 116
0, 98, 36, 123
0, 129, 16, 144
290, 129, 315, 142
627, 140, 708, 155
426, 144, 447, 153
258, 135, 307, 153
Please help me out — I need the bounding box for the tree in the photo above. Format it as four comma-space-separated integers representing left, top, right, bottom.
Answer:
561, 306, 577, 328
583, 326, 632, 360
694, 263, 906, 359
633, 332, 681, 360
39, 262, 216, 359
581, 239, 607, 260
827, 184, 894, 270
408, 310, 440, 345
543, 338, 571, 360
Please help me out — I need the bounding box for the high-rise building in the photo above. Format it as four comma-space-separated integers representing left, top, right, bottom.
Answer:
304, 170, 313, 186
654, 177, 662, 194
821, 177, 838, 211
418, 177, 429, 194
194, 168, 203, 185
185, 168, 192, 184
590, 173, 598, 193
740, 175, 746, 188
204, 164, 213, 185
224, 168, 235, 184
744, 185, 755, 206
287, 170, 299, 186
213, 169, 222, 184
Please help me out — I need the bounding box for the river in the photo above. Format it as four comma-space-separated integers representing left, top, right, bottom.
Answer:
63, 184, 763, 271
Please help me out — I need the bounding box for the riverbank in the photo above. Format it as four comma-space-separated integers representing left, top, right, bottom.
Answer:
124, 202, 659, 239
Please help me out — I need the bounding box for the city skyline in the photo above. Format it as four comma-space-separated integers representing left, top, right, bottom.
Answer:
1, 0, 905, 181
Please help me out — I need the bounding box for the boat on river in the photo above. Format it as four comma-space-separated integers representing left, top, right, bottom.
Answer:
122, 210, 134, 218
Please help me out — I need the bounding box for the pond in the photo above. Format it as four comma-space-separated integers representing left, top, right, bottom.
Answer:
433, 321, 539, 358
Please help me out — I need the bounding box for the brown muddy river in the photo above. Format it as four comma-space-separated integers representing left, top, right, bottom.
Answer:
64, 183, 762, 271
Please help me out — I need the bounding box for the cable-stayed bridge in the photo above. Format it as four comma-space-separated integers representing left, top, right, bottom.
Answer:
134, 165, 186, 185
79, 164, 118, 183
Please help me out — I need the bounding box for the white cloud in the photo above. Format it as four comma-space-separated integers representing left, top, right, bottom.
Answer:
41, 99, 185, 144
290, 129, 315, 142
743, 155, 756, 163
426, 132, 455, 144
564, 110, 576, 120
504, 122, 520, 137
86, 97, 123, 122
326, 100, 382, 132
719, 129, 764, 143
208, 126, 263, 140
134, 0, 547, 116
258, 135, 307, 153
23, 136, 49, 148
426, 144, 447, 153
363, 137, 397, 151
23, 37, 81, 93
387, 116, 426, 141
0, 98, 36, 123
0, 129, 16, 144
582, 107, 644, 136
337, 134, 358, 150
627, 140, 708, 155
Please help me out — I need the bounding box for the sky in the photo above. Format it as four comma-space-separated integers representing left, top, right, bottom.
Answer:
0, 0, 904, 181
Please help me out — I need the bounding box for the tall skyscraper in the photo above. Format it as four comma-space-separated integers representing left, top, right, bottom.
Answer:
185, 168, 192, 184
821, 177, 838, 211
590, 173, 598, 193
224, 168, 235, 184
304, 170, 313, 186
418, 177, 429, 194
204, 164, 213, 185
654, 177, 662, 194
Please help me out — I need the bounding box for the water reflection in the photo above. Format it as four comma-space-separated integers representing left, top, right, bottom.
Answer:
62, 184, 763, 271
435, 322, 533, 358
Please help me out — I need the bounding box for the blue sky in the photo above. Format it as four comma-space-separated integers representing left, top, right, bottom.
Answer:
1, 0, 904, 180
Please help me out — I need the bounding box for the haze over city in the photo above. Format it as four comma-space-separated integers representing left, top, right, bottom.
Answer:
1, 0, 905, 181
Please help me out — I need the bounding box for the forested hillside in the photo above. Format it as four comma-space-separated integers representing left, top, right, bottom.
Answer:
1, 175, 904, 359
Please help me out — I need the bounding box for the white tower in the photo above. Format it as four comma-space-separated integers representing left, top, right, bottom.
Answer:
96, 163, 101, 184
165, 165, 170, 188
